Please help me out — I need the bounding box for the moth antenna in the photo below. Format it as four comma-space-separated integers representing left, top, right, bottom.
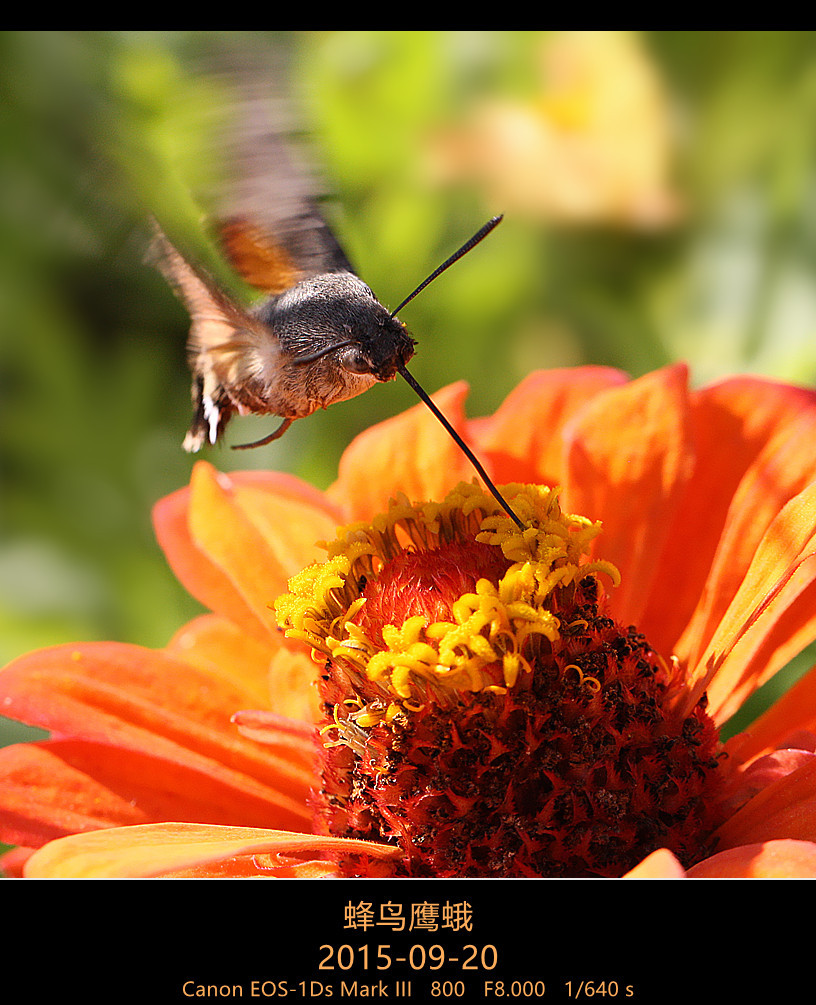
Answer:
397, 364, 524, 530
390, 215, 503, 318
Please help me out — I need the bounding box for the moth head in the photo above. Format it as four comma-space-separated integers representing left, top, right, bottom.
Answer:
341, 311, 416, 381
281, 276, 416, 381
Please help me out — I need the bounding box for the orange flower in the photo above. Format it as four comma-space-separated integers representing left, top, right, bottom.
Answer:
4, 363, 816, 877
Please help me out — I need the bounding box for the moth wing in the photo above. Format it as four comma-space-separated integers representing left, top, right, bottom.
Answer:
148, 220, 273, 379
206, 83, 356, 292
217, 209, 351, 294
149, 54, 359, 452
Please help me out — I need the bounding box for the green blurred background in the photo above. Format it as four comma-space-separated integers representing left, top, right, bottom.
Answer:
4, 29, 816, 757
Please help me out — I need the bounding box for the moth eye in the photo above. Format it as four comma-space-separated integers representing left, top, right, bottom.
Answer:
344, 350, 372, 375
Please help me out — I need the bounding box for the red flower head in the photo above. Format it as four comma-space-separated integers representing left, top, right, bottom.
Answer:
4, 364, 816, 877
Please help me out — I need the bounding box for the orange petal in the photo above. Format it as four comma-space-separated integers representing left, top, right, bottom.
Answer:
623, 848, 686, 877
562, 364, 694, 627
727, 663, 816, 765
735, 748, 816, 795
166, 613, 276, 709
154, 462, 343, 644
639, 376, 816, 655
710, 574, 816, 726
468, 366, 628, 486
187, 463, 324, 641
714, 754, 816, 848
674, 405, 816, 682
0, 738, 311, 849
0, 642, 313, 827
687, 839, 816, 878
231, 709, 314, 755
684, 482, 816, 722
167, 615, 320, 725
23, 822, 401, 878
153, 473, 270, 644
217, 468, 345, 576
267, 638, 322, 723
328, 382, 478, 521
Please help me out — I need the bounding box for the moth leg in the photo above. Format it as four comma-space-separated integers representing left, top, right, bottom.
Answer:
231, 417, 294, 450
183, 377, 224, 454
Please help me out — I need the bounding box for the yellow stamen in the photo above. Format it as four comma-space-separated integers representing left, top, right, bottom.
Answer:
275, 481, 619, 711
564, 664, 602, 693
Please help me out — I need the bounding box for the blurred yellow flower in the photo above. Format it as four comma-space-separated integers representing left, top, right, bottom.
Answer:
428, 31, 683, 228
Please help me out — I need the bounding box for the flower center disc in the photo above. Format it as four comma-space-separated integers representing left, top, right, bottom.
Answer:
277, 483, 728, 877
356, 542, 512, 645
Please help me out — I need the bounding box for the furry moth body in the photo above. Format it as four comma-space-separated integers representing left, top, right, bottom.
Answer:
150, 218, 416, 452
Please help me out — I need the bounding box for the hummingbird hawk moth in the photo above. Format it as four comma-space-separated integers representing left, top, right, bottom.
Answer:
149, 90, 522, 528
